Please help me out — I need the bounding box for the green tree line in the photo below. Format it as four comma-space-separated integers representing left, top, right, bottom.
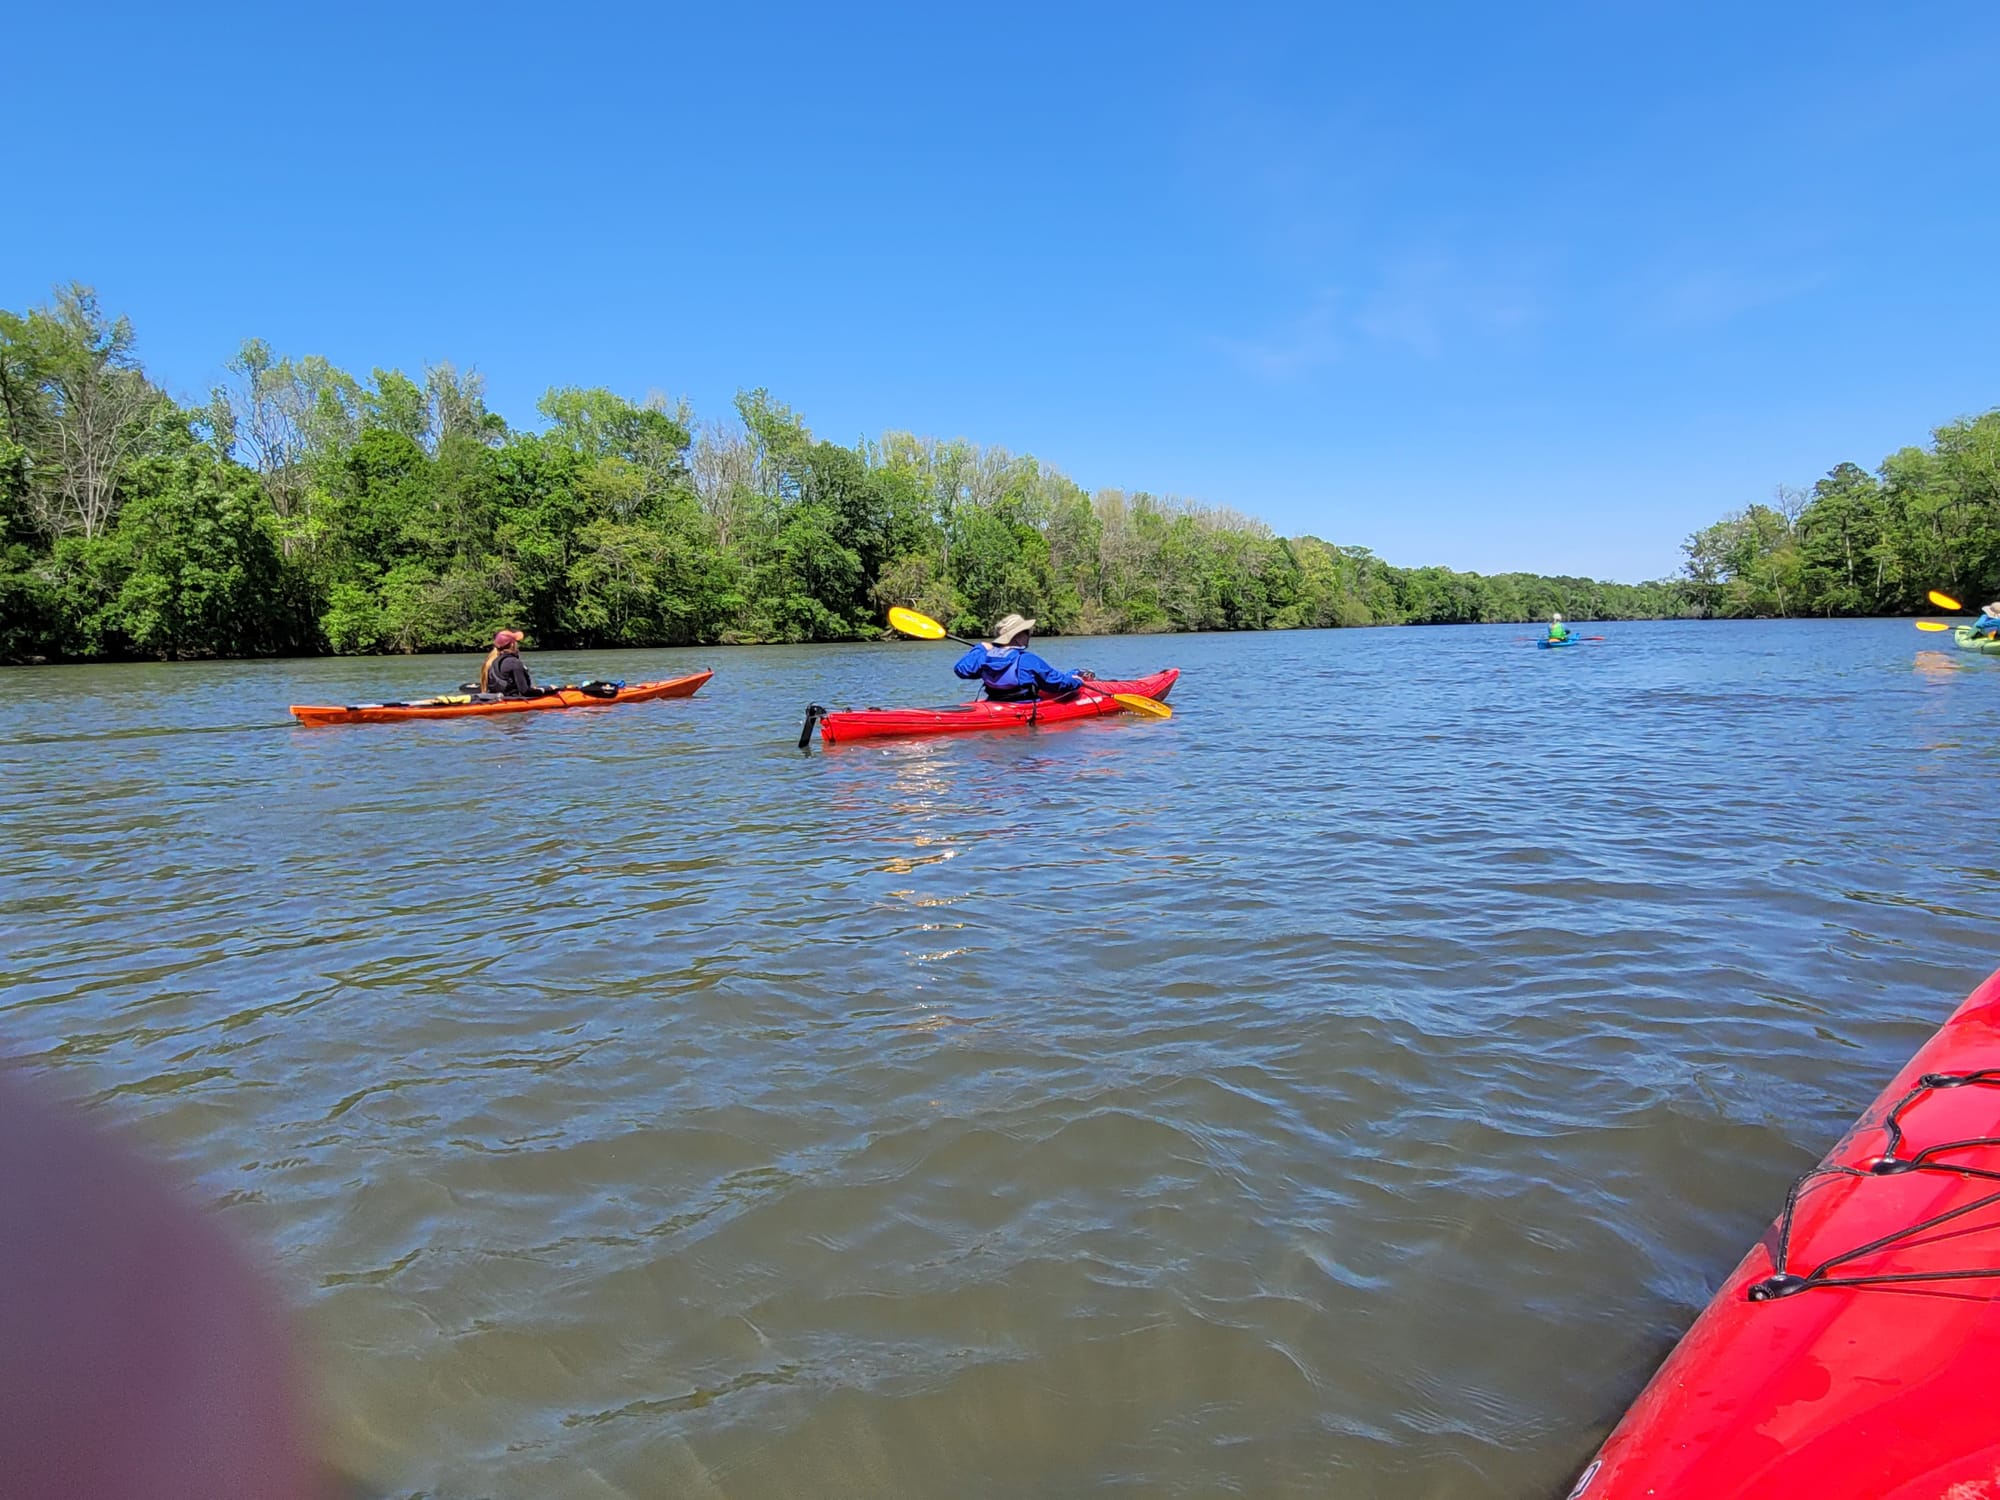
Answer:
1682, 411, 2000, 617
3, 284, 1697, 662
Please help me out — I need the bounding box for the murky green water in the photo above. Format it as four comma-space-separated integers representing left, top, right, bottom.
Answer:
4, 621, 1997, 1497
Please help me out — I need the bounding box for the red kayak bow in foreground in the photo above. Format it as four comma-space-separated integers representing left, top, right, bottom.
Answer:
1571, 965, 2000, 1499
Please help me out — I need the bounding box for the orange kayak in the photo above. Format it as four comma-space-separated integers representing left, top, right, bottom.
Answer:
289, 671, 712, 726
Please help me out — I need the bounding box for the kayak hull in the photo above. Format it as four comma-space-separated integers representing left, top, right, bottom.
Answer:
1571, 965, 2000, 1499
1538, 637, 1578, 649
816, 669, 1179, 744
1952, 625, 2000, 654
289, 670, 713, 726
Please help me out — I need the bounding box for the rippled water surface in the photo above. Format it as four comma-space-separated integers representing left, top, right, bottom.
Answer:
5, 621, 2000, 1497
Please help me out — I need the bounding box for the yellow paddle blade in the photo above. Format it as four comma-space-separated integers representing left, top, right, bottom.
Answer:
1112, 693, 1172, 719
888, 606, 947, 640
1915, 620, 1952, 632
1930, 590, 1963, 611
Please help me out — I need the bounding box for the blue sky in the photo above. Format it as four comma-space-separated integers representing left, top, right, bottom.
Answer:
5, 0, 1996, 581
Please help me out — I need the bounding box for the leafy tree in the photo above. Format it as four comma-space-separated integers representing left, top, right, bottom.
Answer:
0, 285, 167, 540
108, 445, 297, 657
366, 369, 431, 449
0, 291, 1755, 663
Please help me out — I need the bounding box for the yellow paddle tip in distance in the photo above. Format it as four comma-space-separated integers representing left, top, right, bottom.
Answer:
1112, 693, 1172, 719
1929, 590, 1963, 612
1915, 620, 1953, 631
887, 606, 947, 640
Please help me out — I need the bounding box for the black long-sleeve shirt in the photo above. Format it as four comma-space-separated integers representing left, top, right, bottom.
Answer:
486, 652, 534, 695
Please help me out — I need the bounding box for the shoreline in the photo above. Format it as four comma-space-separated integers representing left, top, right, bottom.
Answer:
0, 612, 1947, 671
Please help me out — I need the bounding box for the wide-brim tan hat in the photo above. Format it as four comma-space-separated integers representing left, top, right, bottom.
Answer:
988, 613, 1035, 646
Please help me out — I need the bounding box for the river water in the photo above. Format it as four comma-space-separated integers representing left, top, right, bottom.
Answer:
3, 620, 1997, 1497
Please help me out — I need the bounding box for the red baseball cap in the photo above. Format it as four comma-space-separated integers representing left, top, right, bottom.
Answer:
493, 629, 523, 648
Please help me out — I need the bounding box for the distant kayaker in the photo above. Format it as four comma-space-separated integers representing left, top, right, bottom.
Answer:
478, 629, 536, 696
954, 613, 1094, 702
1547, 612, 1572, 643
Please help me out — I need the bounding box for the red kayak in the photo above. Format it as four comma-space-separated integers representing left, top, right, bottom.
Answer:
1570, 965, 2000, 1499
808, 669, 1178, 745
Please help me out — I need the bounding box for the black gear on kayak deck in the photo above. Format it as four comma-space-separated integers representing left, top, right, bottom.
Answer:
1749, 1069, 2000, 1301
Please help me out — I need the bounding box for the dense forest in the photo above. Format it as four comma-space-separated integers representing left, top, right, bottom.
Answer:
0, 284, 1986, 663
1683, 410, 2000, 618
0, 285, 1688, 663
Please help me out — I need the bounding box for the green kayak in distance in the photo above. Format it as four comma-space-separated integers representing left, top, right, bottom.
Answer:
1952, 625, 2000, 655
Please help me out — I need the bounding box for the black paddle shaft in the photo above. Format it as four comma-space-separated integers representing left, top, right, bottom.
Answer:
798, 703, 827, 750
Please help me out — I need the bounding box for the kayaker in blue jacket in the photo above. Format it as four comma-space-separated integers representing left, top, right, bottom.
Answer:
1973, 601, 2000, 640
954, 613, 1094, 701
1546, 612, 1571, 643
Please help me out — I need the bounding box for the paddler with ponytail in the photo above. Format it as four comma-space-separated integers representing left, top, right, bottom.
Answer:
478, 629, 536, 696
